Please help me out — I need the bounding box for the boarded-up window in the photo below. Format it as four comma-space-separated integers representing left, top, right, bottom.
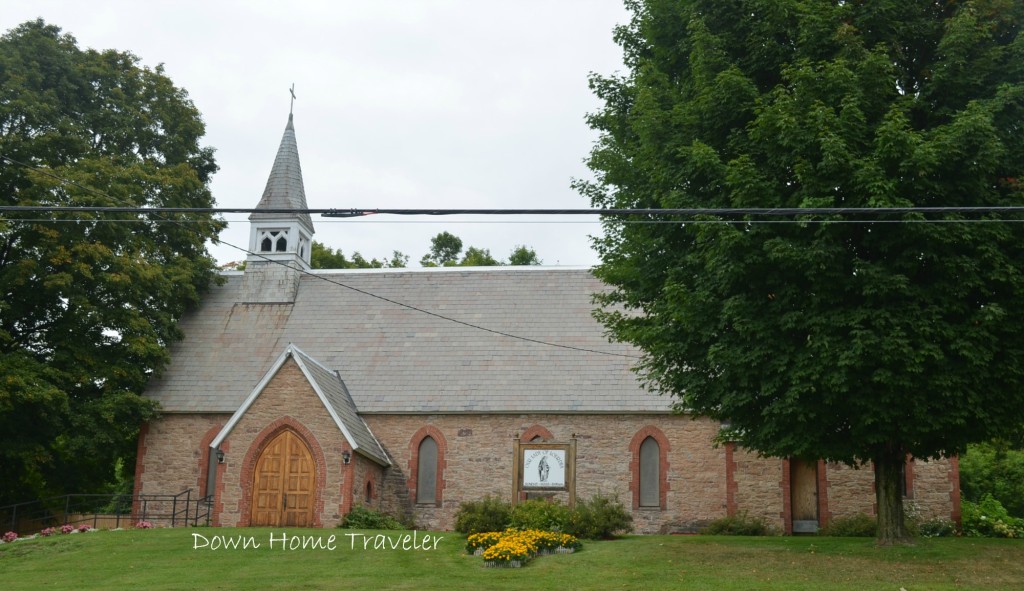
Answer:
639, 436, 660, 507
416, 436, 438, 504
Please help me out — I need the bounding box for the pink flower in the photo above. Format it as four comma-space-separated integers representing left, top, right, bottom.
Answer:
2, 531, 17, 543
40, 527, 56, 537
60, 524, 75, 534
135, 520, 153, 529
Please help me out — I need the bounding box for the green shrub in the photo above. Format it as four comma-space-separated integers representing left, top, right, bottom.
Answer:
960, 442, 1024, 518
917, 517, 957, 538
338, 505, 404, 530
510, 498, 572, 532
701, 511, 776, 536
819, 514, 877, 537
454, 495, 512, 534
962, 494, 1024, 538
566, 494, 633, 539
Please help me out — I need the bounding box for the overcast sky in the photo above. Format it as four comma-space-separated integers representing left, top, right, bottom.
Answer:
4, 1, 631, 267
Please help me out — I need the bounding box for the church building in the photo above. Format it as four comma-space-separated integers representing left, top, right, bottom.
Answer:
133, 114, 960, 533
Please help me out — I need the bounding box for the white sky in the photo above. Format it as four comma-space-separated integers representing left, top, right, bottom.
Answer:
3, 1, 630, 267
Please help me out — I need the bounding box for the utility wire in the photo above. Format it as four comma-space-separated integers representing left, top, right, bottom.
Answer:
1, 153, 639, 359
4, 205, 1024, 217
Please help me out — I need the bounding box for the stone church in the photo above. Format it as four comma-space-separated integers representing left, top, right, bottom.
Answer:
133, 114, 960, 534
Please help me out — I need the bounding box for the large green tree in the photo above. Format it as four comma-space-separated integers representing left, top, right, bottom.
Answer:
581, 0, 1024, 543
0, 20, 223, 505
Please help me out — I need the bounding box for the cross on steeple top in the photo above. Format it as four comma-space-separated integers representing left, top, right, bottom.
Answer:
289, 84, 296, 115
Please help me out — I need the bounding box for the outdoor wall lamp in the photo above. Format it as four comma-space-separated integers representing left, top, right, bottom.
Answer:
216, 449, 225, 464
342, 451, 351, 465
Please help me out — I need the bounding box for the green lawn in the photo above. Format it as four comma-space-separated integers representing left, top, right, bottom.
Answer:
2, 528, 1022, 590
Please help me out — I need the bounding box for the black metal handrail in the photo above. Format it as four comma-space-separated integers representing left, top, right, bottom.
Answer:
1, 490, 213, 535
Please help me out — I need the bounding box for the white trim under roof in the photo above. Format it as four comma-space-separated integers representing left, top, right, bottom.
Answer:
209, 343, 364, 459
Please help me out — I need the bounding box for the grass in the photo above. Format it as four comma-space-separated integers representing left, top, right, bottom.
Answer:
2, 528, 1023, 590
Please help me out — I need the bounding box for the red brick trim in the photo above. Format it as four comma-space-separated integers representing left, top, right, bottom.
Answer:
197, 423, 224, 496
407, 425, 447, 508
948, 455, 962, 525
235, 417, 328, 527
211, 439, 229, 527
340, 445, 354, 516
520, 424, 554, 442
780, 460, 792, 535
725, 443, 738, 516
131, 422, 150, 520
196, 423, 225, 525
628, 425, 670, 510
816, 460, 830, 528
781, 459, 829, 533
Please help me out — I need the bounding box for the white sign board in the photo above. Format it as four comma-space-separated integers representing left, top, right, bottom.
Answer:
521, 449, 567, 488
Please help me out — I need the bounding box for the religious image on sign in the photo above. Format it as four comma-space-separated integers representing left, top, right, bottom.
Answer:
522, 449, 566, 488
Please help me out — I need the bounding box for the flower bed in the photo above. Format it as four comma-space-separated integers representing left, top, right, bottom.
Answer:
467, 529, 580, 568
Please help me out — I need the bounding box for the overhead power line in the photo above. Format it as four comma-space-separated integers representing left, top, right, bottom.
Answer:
0, 154, 637, 359
3, 205, 1024, 217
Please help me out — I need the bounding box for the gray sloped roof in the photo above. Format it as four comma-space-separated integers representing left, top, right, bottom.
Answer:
290, 347, 390, 464
208, 344, 389, 466
249, 113, 313, 229
145, 266, 671, 415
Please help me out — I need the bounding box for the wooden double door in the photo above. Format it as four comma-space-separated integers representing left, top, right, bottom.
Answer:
250, 430, 315, 527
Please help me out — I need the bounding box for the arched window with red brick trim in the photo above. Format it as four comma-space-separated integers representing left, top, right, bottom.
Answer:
417, 436, 438, 504
629, 426, 670, 510
639, 436, 660, 507
408, 426, 446, 507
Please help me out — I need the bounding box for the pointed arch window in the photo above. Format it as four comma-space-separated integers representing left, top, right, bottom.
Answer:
409, 426, 446, 507
416, 436, 438, 504
639, 437, 660, 507
630, 426, 670, 510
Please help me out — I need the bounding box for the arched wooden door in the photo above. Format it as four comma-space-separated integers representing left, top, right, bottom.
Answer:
250, 430, 315, 527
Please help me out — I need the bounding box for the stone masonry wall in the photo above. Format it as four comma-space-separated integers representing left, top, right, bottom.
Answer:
138, 403, 958, 532
134, 414, 230, 498
364, 414, 728, 533
216, 358, 352, 527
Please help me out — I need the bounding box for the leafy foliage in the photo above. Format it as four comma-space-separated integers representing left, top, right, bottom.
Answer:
419, 231, 463, 266
0, 20, 223, 505
701, 511, 777, 536
419, 232, 542, 267
337, 505, 405, 530
960, 441, 1024, 518
917, 518, 958, 538
819, 514, 878, 538
454, 494, 631, 539
564, 494, 633, 540
310, 241, 408, 270
581, 0, 1024, 544
962, 494, 1024, 538
454, 496, 512, 535
508, 245, 542, 266
509, 498, 572, 532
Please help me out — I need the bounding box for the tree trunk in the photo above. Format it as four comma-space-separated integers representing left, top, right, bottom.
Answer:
874, 443, 912, 545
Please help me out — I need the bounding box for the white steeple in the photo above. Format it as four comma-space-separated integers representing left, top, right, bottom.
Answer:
246, 112, 315, 269
241, 111, 315, 303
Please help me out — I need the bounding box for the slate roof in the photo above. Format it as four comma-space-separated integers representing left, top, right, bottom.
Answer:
145, 266, 671, 415
209, 344, 390, 465
249, 113, 313, 229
